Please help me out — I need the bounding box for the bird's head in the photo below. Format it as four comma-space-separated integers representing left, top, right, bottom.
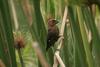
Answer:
48, 18, 58, 27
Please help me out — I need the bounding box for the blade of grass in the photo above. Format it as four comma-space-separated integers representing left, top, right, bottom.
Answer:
82, 7, 100, 67
77, 6, 95, 67
0, 0, 17, 67
68, 6, 88, 67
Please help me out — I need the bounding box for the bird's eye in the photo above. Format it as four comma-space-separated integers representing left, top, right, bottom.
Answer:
48, 19, 58, 26
52, 19, 58, 24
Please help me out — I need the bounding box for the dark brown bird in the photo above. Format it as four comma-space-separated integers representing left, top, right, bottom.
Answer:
46, 18, 59, 51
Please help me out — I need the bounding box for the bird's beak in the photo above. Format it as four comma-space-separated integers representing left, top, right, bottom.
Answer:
55, 20, 59, 24
53, 19, 59, 24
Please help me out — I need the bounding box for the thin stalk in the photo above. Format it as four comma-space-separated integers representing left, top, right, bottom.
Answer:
53, 6, 68, 67
10, 0, 19, 30
17, 48, 25, 67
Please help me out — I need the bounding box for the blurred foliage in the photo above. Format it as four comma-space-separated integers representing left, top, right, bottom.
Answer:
0, 0, 100, 67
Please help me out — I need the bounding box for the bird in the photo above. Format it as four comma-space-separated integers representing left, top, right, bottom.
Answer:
46, 18, 59, 51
